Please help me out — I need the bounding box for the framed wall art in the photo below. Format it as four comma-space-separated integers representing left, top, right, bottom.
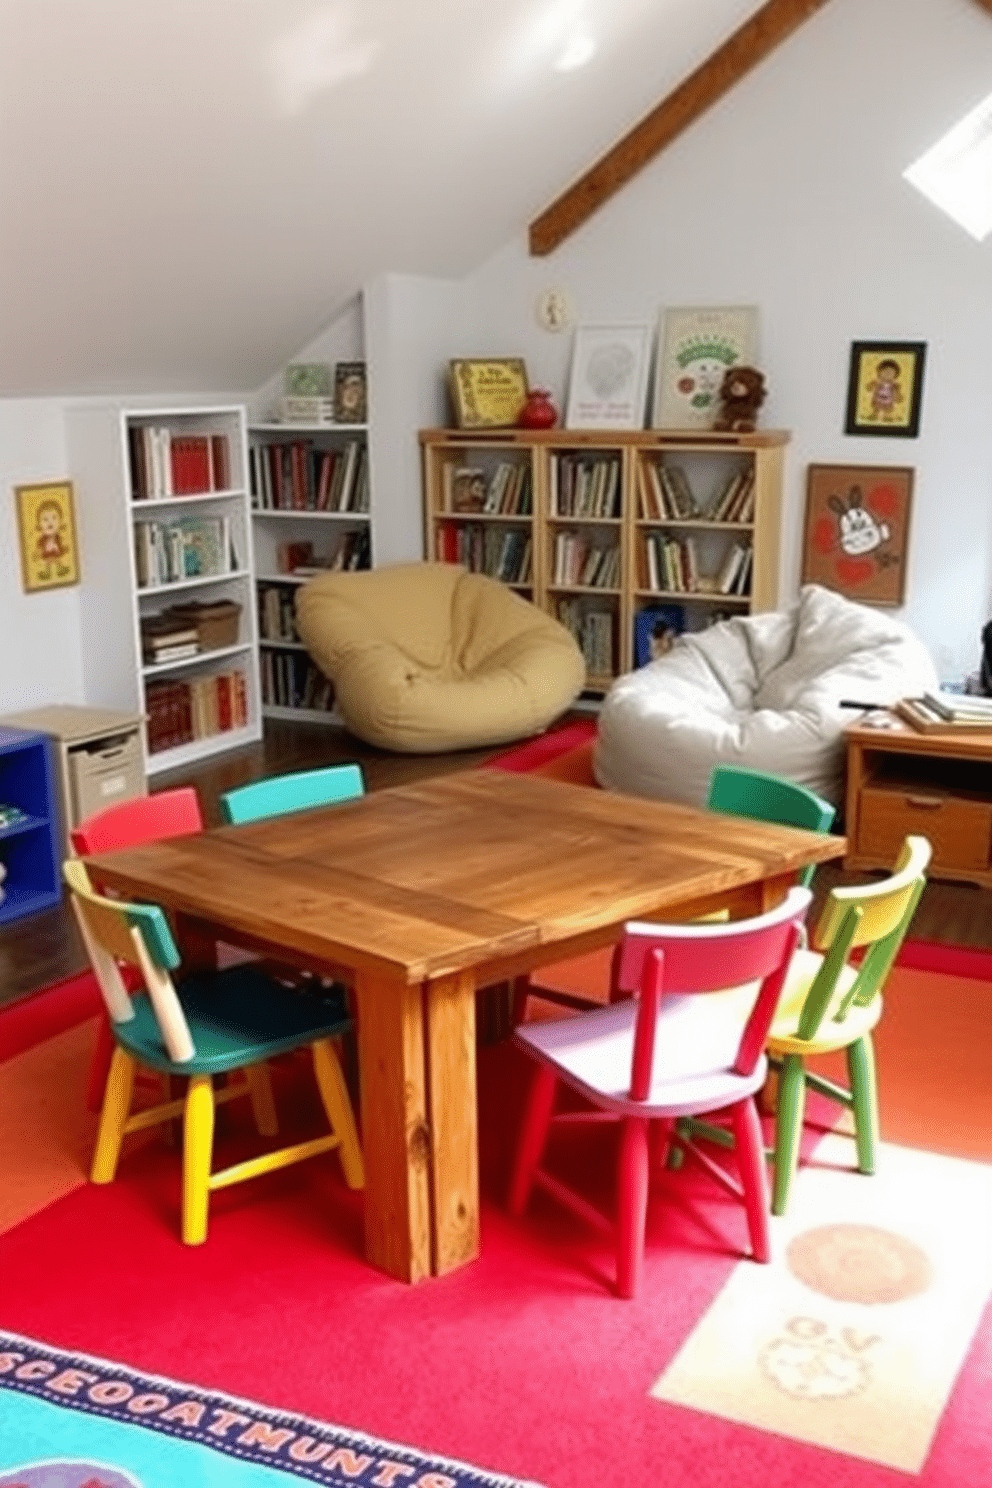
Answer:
653, 305, 758, 430
565, 324, 650, 430
844, 340, 926, 437
15, 480, 81, 592
801, 463, 914, 606
448, 358, 528, 429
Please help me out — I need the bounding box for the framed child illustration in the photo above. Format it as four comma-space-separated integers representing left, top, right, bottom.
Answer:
844, 340, 926, 437
801, 463, 913, 606
15, 480, 81, 592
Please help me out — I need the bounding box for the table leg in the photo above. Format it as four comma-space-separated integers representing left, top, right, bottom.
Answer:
354, 971, 432, 1283
425, 971, 480, 1275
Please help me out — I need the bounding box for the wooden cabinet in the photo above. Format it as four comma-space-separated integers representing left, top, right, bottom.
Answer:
67, 404, 262, 776
0, 728, 61, 923
420, 427, 788, 689
844, 721, 992, 886
249, 421, 372, 723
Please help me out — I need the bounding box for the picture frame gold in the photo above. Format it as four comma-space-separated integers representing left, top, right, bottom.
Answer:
14, 481, 81, 592
801, 463, 913, 606
448, 358, 528, 429
844, 341, 926, 438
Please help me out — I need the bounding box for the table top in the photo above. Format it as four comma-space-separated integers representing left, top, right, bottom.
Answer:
845, 716, 992, 759
86, 770, 846, 986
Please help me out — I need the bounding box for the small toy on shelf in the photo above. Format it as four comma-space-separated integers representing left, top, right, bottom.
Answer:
713, 365, 766, 432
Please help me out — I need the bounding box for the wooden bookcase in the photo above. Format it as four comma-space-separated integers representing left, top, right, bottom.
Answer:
0, 727, 61, 924
249, 421, 372, 723
420, 427, 788, 690
66, 404, 263, 775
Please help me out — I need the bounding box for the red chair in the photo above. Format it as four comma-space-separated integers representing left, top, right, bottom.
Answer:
71, 788, 205, 1112
508, 886, 811, 1299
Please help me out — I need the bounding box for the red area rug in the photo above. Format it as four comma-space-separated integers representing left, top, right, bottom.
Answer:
1, 944, 990, 1488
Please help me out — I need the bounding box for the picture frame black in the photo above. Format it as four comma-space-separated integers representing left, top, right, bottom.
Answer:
844, 341, 926, 438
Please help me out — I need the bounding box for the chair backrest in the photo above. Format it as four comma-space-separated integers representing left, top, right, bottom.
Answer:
707, 766, 836, 887
63, 858, 194, 1063
219, 763, 365, 825
616, 885, 812, 1099
70, 787, 203, 855
798, 834, 932, 1040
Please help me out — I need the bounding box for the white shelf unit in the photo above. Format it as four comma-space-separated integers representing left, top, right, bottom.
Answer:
67, 404, 262, 775
249, 422, 372, 724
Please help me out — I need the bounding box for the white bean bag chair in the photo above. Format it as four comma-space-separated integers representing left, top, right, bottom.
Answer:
296, 562, 586, 753
594, 584, 938, 807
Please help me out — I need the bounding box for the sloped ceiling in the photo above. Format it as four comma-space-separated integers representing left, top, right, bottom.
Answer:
0, 0, 789, 398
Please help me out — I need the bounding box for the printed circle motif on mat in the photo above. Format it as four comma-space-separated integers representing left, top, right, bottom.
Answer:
786, 1223, 932, 1303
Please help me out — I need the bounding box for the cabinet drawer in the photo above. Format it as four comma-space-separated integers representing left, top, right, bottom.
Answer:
857, 784, 992, 871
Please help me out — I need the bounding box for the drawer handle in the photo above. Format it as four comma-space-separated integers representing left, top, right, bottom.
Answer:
904, 793, 944, 809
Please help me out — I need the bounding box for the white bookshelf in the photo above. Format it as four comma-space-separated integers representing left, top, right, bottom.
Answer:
249, 421, 372, 724
67, 404, 263, 775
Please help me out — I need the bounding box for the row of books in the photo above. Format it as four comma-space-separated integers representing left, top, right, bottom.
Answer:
261, 651, 334, 713
134, 515, 240, 588
555, 598, 617, 679
435, 523, 533, 584
443, 462, 532, 516
129, 427, 232, 500
552, 533, 621, 589
258, 584, 300, 644
550, 454, 622, 519
250, 439, 369, 513
708, 466, 755, 523
638, 532, 751, 596
637, 461, 755, 524
145, 670, 248, 755
895, 690, 992, 733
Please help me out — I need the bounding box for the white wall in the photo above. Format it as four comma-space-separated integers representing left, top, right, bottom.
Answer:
3, 0, 992, 710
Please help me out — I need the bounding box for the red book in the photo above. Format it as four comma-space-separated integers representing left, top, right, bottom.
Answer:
215, 672, 233, 731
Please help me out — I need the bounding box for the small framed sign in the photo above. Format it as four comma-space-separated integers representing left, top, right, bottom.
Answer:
844, 341, 926, 437
801, 463, 914, 606
564, 324, 650, 430
448, 358, 529, 429
15, 481, 81, 592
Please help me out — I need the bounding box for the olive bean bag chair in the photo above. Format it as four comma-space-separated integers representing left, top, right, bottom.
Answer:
594, 584, 938, 807
296, 563, 586, 753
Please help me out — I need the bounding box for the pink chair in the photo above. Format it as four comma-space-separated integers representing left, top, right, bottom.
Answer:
71, 788, 205, 1112
508, 886, 811, 1298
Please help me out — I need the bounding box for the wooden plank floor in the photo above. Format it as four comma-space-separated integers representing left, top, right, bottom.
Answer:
3, 712, 991, 1006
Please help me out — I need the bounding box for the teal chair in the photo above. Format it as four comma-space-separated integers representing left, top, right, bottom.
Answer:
220, 763, 365, 825
706, 765, 836, 886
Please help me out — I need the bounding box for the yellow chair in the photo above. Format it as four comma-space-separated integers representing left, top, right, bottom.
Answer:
765, 833, 931, 1213
64, 859, 364, 1245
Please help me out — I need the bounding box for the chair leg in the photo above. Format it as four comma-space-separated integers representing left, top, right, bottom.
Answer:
311, 1038, 364, 1189
182, 1075, 215, 1245
508, 1063, 557, 1216
85, 1013, 116, 1113
847, 1035, 879, 1176
772, 1054, 808, 1216
90, 1047, 137, 1184
616, 1116, 650, 1300
243, 1063, 279, 1137
732, 1097, 772, 1262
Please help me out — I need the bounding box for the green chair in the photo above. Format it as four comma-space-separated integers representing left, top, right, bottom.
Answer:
706, 765, 836, 887
220, 763, 365, 824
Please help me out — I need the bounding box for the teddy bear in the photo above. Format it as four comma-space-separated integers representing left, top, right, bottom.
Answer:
713, 365, 766, 432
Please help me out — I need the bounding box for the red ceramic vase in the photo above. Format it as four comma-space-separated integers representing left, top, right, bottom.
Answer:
518, 388, 558, 429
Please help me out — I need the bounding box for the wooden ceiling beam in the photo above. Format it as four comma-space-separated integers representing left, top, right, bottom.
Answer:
529, 0, 835, 256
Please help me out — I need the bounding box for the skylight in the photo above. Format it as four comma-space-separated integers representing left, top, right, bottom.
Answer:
904, 91, 992, 241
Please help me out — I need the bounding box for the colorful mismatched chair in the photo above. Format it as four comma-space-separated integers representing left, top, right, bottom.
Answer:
64, 858, 364, 1245
508, 886, 812, 1298
71, 788, 206, 1112
219, 763, 365, 825
764, 833, 931, 1214
706, 766, 836, 888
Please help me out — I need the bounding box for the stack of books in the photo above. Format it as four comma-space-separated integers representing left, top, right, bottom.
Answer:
141, 615, 199, 667
895, 690, 992, 733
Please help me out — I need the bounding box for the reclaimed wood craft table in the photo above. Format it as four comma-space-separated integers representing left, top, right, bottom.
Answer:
84, 769, 846, 1283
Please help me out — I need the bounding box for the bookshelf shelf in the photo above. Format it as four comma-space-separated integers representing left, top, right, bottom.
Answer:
249, 419, 374, 725
66, 404, 263, 774
421, 426, 788, 689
